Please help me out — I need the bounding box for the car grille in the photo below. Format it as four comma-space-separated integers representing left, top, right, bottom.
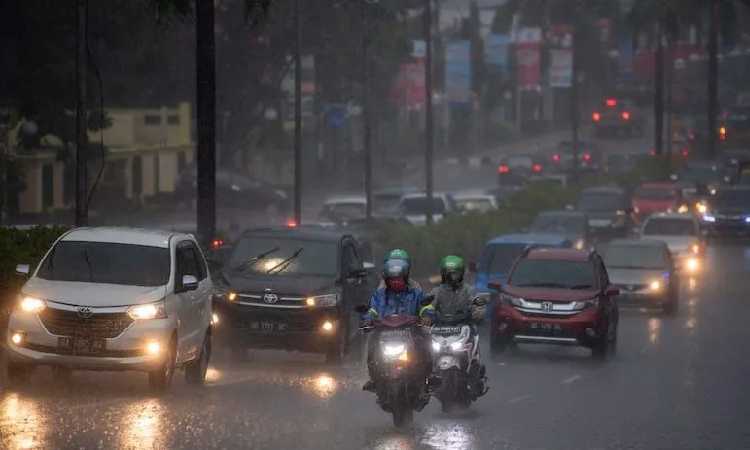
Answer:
236, 292, 306, 309
22, 342, 142, 358
39, 308, 133, 339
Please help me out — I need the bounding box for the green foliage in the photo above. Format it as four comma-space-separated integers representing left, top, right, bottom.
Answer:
0, 226, 68, 307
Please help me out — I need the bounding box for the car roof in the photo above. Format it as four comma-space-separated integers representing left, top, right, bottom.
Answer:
526, 247, 591, 262
60, 227, 186, 248
607, 238, 667, 248
487, 233, 571, 246
639, 182, 677, 189
401, 192, 449, 200
242, 226, 349, 242
324, 195, 366, 205
581, 186, 625, 195
645, 212, 696, 221
536, 210, 586, 218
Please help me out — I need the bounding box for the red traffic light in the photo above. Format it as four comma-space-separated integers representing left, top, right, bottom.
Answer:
592, 112, 601, 122
498, 164, 510, 174
605, 98, 617, 107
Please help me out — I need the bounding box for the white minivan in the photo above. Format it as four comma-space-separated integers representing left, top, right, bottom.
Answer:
6, 227, 213, 391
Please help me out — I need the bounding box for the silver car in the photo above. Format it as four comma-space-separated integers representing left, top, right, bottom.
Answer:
640, 213, 703, 274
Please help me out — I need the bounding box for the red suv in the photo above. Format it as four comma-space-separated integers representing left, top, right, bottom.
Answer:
488, 248, 619, 359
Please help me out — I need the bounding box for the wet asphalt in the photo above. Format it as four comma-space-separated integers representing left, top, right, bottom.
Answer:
1, 243, 749, 449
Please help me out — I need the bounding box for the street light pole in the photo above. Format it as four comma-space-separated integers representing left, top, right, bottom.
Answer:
294, 0, 303, 225
75, 0, 88, 226
362, 0, 373, 220
424, 0, 434, 226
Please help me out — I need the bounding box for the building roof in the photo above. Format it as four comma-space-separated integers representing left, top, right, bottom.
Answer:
61, 227, 188, 248
526, 247, 591, 262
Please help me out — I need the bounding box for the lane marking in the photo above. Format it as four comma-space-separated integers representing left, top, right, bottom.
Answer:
507, 394, 532, 404
561, 375, 581, 385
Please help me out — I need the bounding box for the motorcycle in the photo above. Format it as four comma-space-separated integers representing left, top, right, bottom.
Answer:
356, 305, 433, 428
430, 296, 489, 412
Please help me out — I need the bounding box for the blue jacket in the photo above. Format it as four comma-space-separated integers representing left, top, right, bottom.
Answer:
365, 281, 433, 320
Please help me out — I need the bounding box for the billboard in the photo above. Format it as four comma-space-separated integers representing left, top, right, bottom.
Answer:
547, 25, 573, 88
515, 27, 541, 90
484, 34, 510, 75
445, 40, 472, 104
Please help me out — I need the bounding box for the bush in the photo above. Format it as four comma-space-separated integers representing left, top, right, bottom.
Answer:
0, 226, 68, 308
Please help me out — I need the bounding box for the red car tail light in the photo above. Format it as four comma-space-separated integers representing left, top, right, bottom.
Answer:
552, 154, 561, 162
681, 148, 689, 157
605, 98, 617, 107
532, 163, 543, 173
498, 164, 510, 174
621, 111, 630, 121
592, 112, 601, 122
582, 153, 592, 161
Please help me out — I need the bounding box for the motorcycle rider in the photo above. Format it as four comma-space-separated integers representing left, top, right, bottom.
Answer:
362, 250, 434, 392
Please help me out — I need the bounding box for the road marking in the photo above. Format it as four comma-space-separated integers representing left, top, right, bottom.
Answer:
561, 375, 581, 385
507, 394, 532, 404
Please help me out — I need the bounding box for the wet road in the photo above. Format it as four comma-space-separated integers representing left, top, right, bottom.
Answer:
1, 243, 749, 449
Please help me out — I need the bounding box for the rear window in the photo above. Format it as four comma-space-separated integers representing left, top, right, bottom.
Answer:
480, 243, 527, 275
643, 218, 696, 236
401, 197, 446, 215
37, 241, 170, 287
600, 245, 667, 270
634, 187, 678, 200
509, 259, 596, 290
578, 192, 626, 212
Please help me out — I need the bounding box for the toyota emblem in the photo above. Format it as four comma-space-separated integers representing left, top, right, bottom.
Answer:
541, 302, 553, 312
263, 293, 279, 304
77, 306, 93, 319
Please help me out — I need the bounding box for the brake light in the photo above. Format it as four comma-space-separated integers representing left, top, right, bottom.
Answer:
606, 98, 617, 107
498, 164, 510, 174
592, 112, 601, 122
532, 163, 543, 173
583, 153, 592, 161
621, 111, 630, 121
286, 219, 298, 228
649, 148, 656, 156
552, 154, 560, 162
210, 239, 225, 250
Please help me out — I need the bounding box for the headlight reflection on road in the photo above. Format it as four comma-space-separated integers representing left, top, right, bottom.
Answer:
648, 318, 661, 345
1, 394, 46, 450
420, 423, 476, 450
120, 399, 164, 449
306, 374, 338, 399
206, 366, 222, 383
688, 277, 697, 292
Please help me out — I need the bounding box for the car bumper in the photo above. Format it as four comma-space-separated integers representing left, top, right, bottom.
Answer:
491, 304, 603, 346
616, 291, 669, 308
6, 312, 175, 371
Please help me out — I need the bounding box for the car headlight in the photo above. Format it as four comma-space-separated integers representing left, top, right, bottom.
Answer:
575, 239, 585, 250
702, 214, 716, 223
572, 298, 599, 310
19, 296, 46, 313
696, 202, 708, 214
305, 293, 339, 308
745, 217, 750, 224
649, 280, 662, 292
616, 210, 626, 216
501, 294, 524, 307
128, 301, 167, 320
450, 341, 464, 352
686, 258, 699, 273
382, 343, 407, 359
432, 341, 441, 352
227, 292, 238, 302
677, 204, 689, 214
691, 244, 700, 255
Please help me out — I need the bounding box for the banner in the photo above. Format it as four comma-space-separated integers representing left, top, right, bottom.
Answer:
484, 34, 510, 75
445, 40, 472, 104
515, 27, 541, 90
549, 49, 573, 88
390, 61, 425, 110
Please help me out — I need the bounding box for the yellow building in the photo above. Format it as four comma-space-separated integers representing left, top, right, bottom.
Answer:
15, 102, 194, 215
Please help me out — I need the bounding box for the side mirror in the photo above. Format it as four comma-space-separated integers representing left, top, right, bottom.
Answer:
15, 264, 30, 277
354, 304, 369, 314
605, 286, 620, 297
180, 274, 199, 292
487, 282, 502, 292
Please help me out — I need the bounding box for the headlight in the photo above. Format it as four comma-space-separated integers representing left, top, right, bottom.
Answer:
382, 343, 407, 360
450, 341, 464, 352
691, 244, 700, 255
501, 294, 524, 307
572, 298, 598, 310
127, 301, 167, 320
305, 294, 339, 308
745, 217, 750, 224
575, 239, 585, 250
702, 214, 716, 223
227, 292, 238, 302
616, 210, 626, 216
649, 280, 662, 291
432, 341, 441, 352
686, 258, 699, 273
696, 202, 708, 214
677, 204, 689, 214
19, 296, 46, 313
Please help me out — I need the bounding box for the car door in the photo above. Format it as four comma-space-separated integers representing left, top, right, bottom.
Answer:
189, 241, 212, 342
175, 240, 203, 362
340, 239, 365, 342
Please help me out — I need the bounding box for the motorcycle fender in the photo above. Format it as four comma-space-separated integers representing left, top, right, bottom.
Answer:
437, 355, 461, 370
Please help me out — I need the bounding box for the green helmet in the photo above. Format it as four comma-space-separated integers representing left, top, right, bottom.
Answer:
440, 255, 465, 287
385, 248, 410, 265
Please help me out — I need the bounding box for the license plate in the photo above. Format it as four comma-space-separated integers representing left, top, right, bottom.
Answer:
58, 336, 106, 355
529, 322, 562, 333
249, 321, 288, 333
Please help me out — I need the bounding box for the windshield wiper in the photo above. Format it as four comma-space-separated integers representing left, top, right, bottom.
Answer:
233, 247, 280, 271
266, 247, 304, 274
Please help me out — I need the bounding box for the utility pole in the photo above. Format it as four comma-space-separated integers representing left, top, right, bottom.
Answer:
654, 21, 664, 156
75, 0, 88, 226
294, 0, 303, 225
362, 0, 373, 220
570, 20, 579, 180
707, 0, 719, 158
196, 0, 216, 244
424, 0, 434, 225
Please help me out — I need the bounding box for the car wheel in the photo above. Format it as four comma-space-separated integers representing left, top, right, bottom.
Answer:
149, 338, 176, 393
592, 322, 611, 359
185, 332, 211, 385
6, 362, 33, 386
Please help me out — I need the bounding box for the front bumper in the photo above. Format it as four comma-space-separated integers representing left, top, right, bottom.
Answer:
491, 304, 603, 347
6, 311, 174, 371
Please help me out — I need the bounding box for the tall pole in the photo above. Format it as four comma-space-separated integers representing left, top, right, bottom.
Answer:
424, 0, 434, 225
294, 0, 303, 225
196, 0, 216, 244
654, 21, 664, 156
362, 1, 373, 220
570, 21, 579, 180
75, 0, 88, 226
707, 0, 719, 158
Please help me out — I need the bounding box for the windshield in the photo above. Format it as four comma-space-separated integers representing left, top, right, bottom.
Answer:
530, 214, 585, 234
400, 197, 446, 215
37, 241, 170, 286
601, 245, 667, 270
228, 237, 337, 276
643, 218, 696, 236
578, 193, 626, 212
510, 259, 596, 289
323, 202, 365, 219
634, 187, 677, 200
456, 198, 494, 213
480, 243, 527, 274
714, 190, 750, 209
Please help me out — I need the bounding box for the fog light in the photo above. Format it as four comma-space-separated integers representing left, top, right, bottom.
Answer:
321, 321, 334, 332
211, 313, 219, 325
306, 297, 316, 307
686, 258, 699, 273
11, 332, 23, 345
145, 341, 161, 356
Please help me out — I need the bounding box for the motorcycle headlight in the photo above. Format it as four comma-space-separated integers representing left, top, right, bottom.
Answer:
686, 257, 699, 273
432, 341, 441, 352
19, 296, 46, 313
450, 341, 464, 352
691, 244, 700, 255
695, 202, 708, 214
128, 301, 167, 320
649, 280, 662, 292
677, 204, 689, 214
305, 293, 339, 308
382, 342, 407, 359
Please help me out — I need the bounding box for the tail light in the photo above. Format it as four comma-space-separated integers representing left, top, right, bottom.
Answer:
498, 164, 510, 174
532, 163, 543, 173
621, 111, 630, 121
286, 219, 298, 228
582, 153, 592, 162
605, 98, 617, 107
592, 112, 601, 122
210, 239, 225, 250
681, 148, 689, 158
719, 126, 727, 141
552, 154, 561, 162
649, 148, 656, 156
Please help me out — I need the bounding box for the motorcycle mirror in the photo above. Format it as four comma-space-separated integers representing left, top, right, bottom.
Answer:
354, 305, 369, 314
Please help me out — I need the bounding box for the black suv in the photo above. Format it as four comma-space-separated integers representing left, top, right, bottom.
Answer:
703, 186, 750, 238
212, 227, 374, 363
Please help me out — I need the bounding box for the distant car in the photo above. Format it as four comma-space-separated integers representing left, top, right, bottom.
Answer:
529, 210, 590, 250
670, 161, 728, 195
547, 141, 602, 173
489, 247, 619, 358
453, 192, 499, 214
603, 152, 647, 175
373, 186, 420, 216
592, 97, 645, 137
7, 227, 213, 391
397, 192, 457, 225
212, 227, 374, 363
576, 186, 633, 238
496, 154, 543, 186
702, 186, 750, 238
599, 239, 678, 314
631, 182, 684, 222
640, 213, 703, 274
719, 105, 750, 149
319, 195, 367, 223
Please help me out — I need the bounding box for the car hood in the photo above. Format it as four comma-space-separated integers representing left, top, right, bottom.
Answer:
641, 235, 697, 253
607, 268, 665, 285
23, 278, 166, 307
222, 271, 337, 295
502, 285, 599, 302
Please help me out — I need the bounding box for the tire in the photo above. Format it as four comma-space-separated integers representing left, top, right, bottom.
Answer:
149, 338, 176, 393
6, 362, 33, 386
185, 332, 211, 385
392, 404, 413, 428
591, 321, 613, 360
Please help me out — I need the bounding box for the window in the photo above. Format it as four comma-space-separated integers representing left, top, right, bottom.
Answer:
167, 115, 180, 125
144, 115, 161, 126
643, 218, 696, 236
176, 242, 201, 288
191, 245, 207, 281
177, 152, 186, 173
509, 259, 596, 290
132, 156, 142, 196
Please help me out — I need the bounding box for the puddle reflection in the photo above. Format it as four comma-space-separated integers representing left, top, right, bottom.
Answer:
420, 423, 475, 450
119, 399, 164, 449
648, 318, 661, 345
0, 393, 47, 450
371, 434, 415, 450
305, 374, 338, 399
